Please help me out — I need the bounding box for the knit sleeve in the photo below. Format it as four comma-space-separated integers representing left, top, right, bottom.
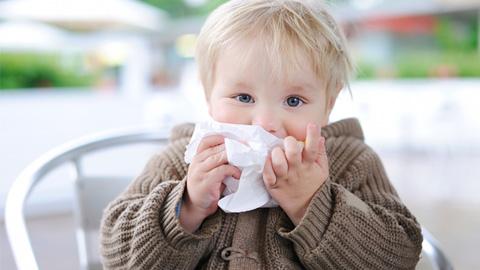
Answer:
277, 143, 423, 270
99, 140, 221, 269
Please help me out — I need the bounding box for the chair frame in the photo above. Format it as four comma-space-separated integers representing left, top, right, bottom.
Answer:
5, 128, 453, 270
5, 127, 169, 270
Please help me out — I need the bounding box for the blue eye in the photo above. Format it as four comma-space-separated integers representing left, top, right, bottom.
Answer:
285, 96, 304, 107
235, 94, 254, 103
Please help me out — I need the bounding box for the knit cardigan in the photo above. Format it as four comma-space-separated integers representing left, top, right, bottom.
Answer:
100, 118, 423, 269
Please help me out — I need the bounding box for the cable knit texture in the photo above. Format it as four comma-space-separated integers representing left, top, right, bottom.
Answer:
100, 118, 423, 269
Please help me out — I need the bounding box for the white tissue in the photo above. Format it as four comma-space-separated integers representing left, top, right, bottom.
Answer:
184, 120, 283, 213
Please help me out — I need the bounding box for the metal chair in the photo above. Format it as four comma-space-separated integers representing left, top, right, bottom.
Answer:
5, 128, 454, 270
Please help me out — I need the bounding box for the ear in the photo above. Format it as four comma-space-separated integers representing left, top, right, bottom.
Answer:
321, 84, 342, 127
204, 90, 212, 116
326, 84, 342, 116
326, 96, 336, 115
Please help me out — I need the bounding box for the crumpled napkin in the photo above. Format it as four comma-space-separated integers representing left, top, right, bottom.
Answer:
184, 120, 283, 213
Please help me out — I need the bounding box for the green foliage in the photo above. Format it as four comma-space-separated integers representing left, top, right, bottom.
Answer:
0, 53, 97, 90
354, 61, 375, 79
434, 16, 478, 52
141, 0, 227, 18
395, 52, 480, 78
356, 52, 480, 79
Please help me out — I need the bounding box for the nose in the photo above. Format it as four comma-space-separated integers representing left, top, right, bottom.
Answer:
252, 108, 281, 136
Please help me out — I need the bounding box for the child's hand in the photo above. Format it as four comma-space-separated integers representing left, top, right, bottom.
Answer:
263, 123, 328, 226
180, 135, 241, 233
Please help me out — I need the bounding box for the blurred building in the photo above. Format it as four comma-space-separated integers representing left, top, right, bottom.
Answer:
334, 0, 480, 78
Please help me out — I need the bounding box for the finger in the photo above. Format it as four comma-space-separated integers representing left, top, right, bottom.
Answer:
194, 143, 225, 163
206, 165, 241, 186
201, 150, 229, 172
303, 123, 320, 163
284, 136, 302, 168
220, 183, 226, 195
271, 147, 288, 179
263, 155, 277, 187
196, 135, 224, 154
316, 136, 328, 166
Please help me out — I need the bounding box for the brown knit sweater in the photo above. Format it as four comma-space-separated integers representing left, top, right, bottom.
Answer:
100, 118, 423, 269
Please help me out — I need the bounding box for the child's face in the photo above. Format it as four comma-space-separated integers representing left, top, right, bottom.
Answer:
207, 38, 335, 141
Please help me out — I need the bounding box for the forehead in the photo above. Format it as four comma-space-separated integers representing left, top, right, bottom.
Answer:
216, 37, 322, 87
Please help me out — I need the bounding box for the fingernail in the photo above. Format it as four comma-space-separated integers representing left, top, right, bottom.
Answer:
297, 141, 305, 150
318, 137, 323, 144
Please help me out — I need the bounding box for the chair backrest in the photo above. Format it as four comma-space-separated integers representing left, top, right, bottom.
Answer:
419, 227, 454, 270
74, 176, 134, 270
5, 127, 170, 270
5, 128, 454, 270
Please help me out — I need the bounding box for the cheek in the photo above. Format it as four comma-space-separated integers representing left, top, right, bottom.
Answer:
209, 103, 249, 124
284, 117, 323, 142
285, 121, 309, 142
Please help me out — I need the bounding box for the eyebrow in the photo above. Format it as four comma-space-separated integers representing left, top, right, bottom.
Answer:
230, 82, 316, 93
286, 84, 316, 94
232, 82, 252, 89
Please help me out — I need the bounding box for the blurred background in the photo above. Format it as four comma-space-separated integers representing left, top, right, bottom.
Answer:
1, 0, 479, 269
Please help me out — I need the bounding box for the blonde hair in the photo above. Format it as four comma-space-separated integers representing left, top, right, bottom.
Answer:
195, 0, 354, 102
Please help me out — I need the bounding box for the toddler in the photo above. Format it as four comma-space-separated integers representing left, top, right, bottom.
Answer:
100, 0, 423, 269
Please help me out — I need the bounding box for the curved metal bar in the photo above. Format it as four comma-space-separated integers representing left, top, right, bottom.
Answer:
421, 226, 454, 270
5, 127, 170, 270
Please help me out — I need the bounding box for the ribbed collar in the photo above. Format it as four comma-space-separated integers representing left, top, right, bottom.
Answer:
321, 118, 364, 141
